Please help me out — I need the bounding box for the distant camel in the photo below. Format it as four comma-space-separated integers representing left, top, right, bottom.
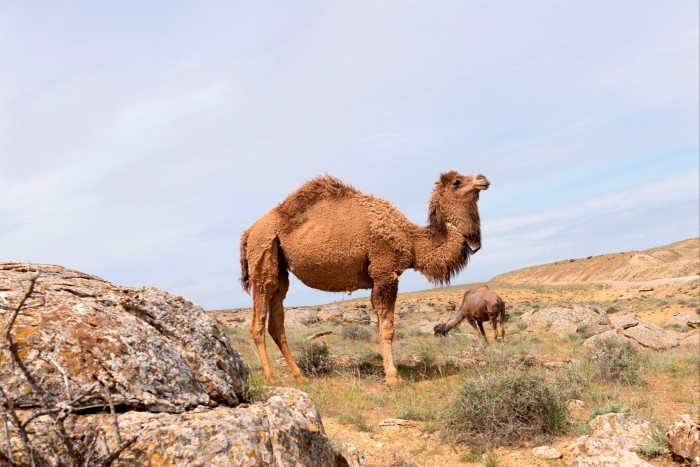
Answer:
434, 285, 505, 343
240, 171, 490, 384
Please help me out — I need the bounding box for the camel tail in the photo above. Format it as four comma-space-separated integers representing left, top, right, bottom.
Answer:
239, 230, 251, 294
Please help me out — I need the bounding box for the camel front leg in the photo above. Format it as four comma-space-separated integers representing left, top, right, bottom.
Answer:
491, 317, 499, 342
477, 321, 489, 344
250, 291, 275, 382
371, 275, 401, 385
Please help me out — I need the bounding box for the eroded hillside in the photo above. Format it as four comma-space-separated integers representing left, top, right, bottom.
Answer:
491, 238, 699, 284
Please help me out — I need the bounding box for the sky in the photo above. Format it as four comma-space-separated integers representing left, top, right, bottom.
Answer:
1, 1, 698, 310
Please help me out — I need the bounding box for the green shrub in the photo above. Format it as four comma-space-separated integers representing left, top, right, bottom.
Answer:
296, 342, 331, 375
636, 426, 668, 458
588, 338, 641, 385
443, 368, 570, 451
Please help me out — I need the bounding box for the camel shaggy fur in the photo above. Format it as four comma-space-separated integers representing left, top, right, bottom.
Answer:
434, 285, 505, 343
240, 171, 489, 384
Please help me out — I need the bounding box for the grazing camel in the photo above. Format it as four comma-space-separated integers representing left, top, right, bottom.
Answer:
240, 171, 490, 384
434, 285, 505, 343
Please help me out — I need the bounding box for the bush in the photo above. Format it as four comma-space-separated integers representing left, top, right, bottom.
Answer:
588, 338, 641, 385
340, 324, 374, 342
295, 342, 331, 375
443, 368, 570, 451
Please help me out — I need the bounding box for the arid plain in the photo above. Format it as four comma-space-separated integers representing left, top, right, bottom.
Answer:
213, 238, 699, 466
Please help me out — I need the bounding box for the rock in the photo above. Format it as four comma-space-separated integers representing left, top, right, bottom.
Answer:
532, 445, 562, 460
445, 301, 457, 311
570, 413, 653, 466
397, 306, 410, 317
0, 262, 248, 412
666, 414, 700, 464
520, 304, 613, 337
337, 442, 363, 467
621, 322, 679, 350
318, 305, 345, 323
680, 331, 699, 347
583, 329, 623, 348
610, 313, 640, 329
286, 307, 320, 326
377, 418, 416, 430
413, 320, 441, 336
4, 387, 337, 466
416, 304, 435, 314
0, 263, 341, 466
343, 308, 371, 325
665, 312, 700, 329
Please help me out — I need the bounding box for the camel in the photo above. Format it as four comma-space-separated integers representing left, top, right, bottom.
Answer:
240, 170, 490, 384
434, 285, 505, 343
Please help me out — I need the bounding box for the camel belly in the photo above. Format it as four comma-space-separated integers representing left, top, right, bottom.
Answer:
279, 213, 373, 292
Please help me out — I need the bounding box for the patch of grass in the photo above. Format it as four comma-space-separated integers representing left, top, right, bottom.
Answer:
483, 451, 500, 467
340, 324, 374, 342
443, 367, 570, 451
244, 372, 268, 403
337, 412, 373, 432
458, 450, 481, 463
588, 402, 630, 419
295, 341, 332, 376
588, 337, 641, 385
662, 323, 687, 331
636, 426, 668, 458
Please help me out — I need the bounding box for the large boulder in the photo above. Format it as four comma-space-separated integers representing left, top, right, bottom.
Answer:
520, 304, 613, 337
3, 387, 337, 466
0, 263, 344, 466
286, 307, 321, 326
343, 308, 371, 325
621, 322, 678, 350
610, 313, 640, 330
666, 414, 700, 464
318, 305, 344, 323
0, 262, 247, 411
570, 413, 653, 466
665, 312, 700, 329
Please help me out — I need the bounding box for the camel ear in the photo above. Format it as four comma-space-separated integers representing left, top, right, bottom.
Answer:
438, 171, 458, 187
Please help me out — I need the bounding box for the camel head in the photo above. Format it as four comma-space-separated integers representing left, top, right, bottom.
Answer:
433, 323, 450, 337
429, 170, 489, 254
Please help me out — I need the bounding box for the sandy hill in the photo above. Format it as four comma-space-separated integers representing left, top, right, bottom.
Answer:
491, 238, 699, 284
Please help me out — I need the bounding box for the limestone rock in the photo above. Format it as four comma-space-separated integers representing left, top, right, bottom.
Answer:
621, 322, 678, 350
343, 308, 370, 325
338, 441, 363, 467
610, 313, 639, 330
570, 413, 653, 466
665, 312, 700, 329
520, 304, 613, 337
680, 331, 699, 347
416, 304, 436, 314
583, 329, 623, 348
287, 307, 320, 326
318, 305, 344, 323
666, 414, 700, 464
0, 262, 248, 412
2, 388, 337, 466
531, 445, 562, 460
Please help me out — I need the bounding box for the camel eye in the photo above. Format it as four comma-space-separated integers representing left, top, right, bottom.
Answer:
452, 179, 461, 187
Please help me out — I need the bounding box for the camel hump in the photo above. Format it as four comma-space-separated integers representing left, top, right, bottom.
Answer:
276, 175, 359, 219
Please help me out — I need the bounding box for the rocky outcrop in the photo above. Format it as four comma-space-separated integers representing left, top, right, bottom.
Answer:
0, 262, 345, 466
342, 308, 371, 325
610, 313, 640, 330
4, 387, 337, 466
0, 262, 247, 411
621, 322, 678, 350
570, 413, 654, 466
531, 445, 562, 460
666, 414, 700, 464
318, 305, 345, 323
286, 308, 321, 326
665, 312, 700, 329
519, 305, 613, 337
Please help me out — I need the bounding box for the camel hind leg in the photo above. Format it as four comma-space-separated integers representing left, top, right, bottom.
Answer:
267, 266, 305, 380
477, 321, 489, 344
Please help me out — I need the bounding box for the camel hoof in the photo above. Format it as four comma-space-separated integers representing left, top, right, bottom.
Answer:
385, 375, 404, 386
293, 374, 309, 383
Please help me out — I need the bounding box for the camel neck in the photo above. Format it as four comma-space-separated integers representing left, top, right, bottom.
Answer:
411, 224, 470, 286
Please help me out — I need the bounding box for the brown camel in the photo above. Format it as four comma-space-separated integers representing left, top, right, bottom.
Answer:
240, 170, 490, 384
434, 285, 505, 343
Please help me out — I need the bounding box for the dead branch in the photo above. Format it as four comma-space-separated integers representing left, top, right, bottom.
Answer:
307, 330, 334, 341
